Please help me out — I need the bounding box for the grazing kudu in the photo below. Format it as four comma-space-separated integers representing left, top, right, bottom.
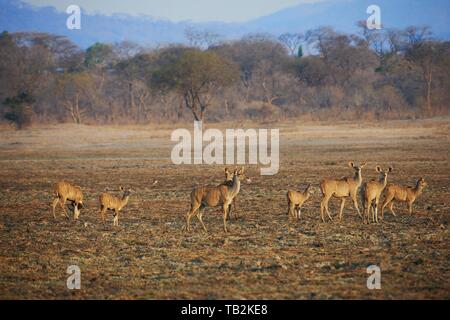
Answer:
287, 184, 315, 221
362, 166, 393, 223
99, 186, 134, 226
51, 181, 84, 220
186, 167, 247, 233
381, 178, 427, 218
320, 162, 367, 222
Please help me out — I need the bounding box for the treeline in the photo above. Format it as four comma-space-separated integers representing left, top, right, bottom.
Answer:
1, 24, 449, 128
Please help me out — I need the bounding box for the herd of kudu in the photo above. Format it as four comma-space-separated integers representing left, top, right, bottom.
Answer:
51, 162, 427, 232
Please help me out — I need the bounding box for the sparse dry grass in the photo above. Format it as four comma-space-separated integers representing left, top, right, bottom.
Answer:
0, 119, 449, 299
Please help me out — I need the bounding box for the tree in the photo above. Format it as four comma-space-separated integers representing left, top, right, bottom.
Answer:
85, 43, 114, 68
293, 56, 329, 87
405, 40, 448, 113
306, 27, 378, 86
113, 41, 143, 60
84, 42, 116, 107
116, 52, 155, 122
213, 35, 288, 102
13, 32, 82, 71
53, 72, 95, 124
297, 46, 303, 58
356, 20, 387, 57
278, 33, 304, 56
3, 92, 35, 129
151, 48, 238, 121
185, 27, 221, 49
0, 31, 24, 102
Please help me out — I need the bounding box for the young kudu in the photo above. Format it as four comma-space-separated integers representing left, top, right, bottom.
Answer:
381, 178, 427, 218
287, 184, 315, 221
99, 186, 134, 226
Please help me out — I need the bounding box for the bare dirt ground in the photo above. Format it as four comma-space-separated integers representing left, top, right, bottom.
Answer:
0, 119, 449, 299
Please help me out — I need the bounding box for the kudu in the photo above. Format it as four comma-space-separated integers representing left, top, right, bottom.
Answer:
224, 167, 240, 220
381, 178, 427, 218
99, 186, 134, 226
362, 166, 393, 223
186, 167, 247, 233
320, 162, 367, 222
287, 184, 315, 221
51, 181, 84, 220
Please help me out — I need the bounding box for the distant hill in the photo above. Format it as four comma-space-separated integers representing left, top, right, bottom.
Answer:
247, 0, 450, 39
1, 0, 449, 48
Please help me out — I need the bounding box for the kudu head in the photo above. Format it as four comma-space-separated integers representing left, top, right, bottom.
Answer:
348, 161, 367, 176
375, 165, 393, 182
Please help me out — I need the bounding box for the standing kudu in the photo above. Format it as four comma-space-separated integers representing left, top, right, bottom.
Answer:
362, 166, 393, 224
287, 184, 315, 221
224, 167, 240, 220
381, 178, 427, 218
223, 167, 252, 220
99, 186, 134, 226
186, 167, 247, 233
320, 162, 367, 222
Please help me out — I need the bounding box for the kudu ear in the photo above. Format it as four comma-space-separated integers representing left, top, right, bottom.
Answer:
120, 186, 124, 191
388, 167, 393, 172
224, 167, 230, 173
375, 166, 381, 172
348, 162, 355, 168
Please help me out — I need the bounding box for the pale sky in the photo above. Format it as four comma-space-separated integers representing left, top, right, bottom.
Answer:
25, 0, 326, 22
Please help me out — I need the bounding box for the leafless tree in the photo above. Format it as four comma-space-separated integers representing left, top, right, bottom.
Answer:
185, 27, 221, 49
278, 33, 304, 56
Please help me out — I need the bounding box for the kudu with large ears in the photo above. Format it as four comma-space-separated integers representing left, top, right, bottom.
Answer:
186, 167, 247, 233
287, 184, 315, 221
99, 186, 134, 226
224, 167, 238, 220
320, 162, 367, 223
381, 177, 427, 218
362, 166, 393, 223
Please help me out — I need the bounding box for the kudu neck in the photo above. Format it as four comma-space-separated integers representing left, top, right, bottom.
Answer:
303, 187, 311, 198
354, 170, 362, 183
121, 195, 130, 205
231, 174, 241, 195
379, 175, 388, 187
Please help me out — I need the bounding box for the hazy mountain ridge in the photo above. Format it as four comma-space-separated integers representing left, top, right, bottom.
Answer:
1, 0, 449, 47
248, 0, 450, 37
